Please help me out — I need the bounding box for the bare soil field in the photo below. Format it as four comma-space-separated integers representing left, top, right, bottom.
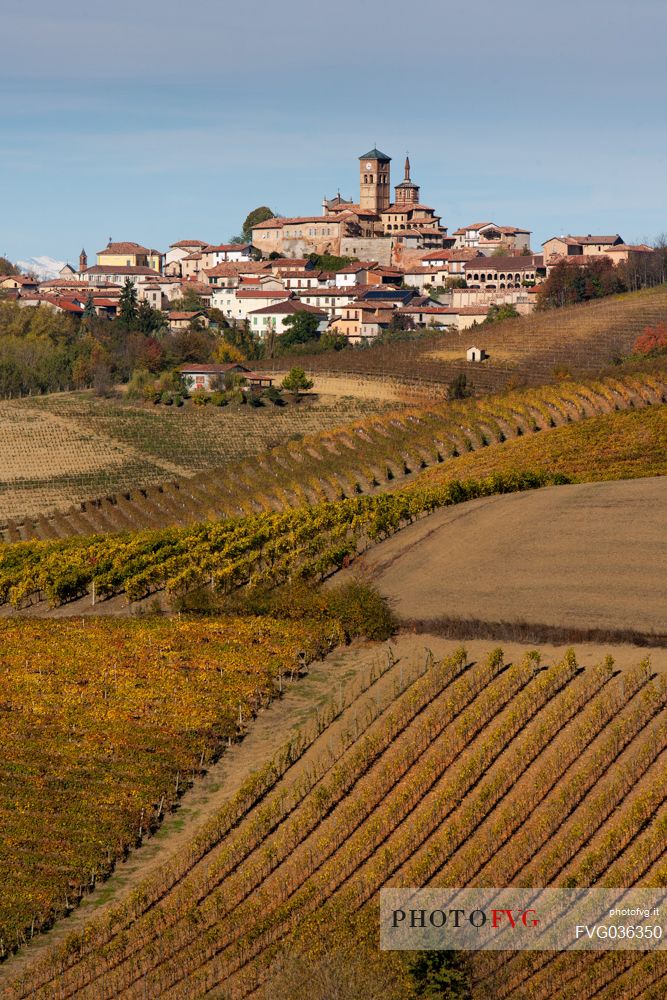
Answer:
341, 477, 667, 641
0, 391, 394, 521
258, 371, 423, 403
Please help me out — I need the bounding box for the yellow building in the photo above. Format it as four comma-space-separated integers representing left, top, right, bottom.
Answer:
96, 241, 163, 272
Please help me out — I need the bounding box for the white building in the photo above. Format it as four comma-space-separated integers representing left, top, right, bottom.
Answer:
247, 300, 329, 338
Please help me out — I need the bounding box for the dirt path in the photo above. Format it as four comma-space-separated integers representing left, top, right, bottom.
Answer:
341, 477, 667, 641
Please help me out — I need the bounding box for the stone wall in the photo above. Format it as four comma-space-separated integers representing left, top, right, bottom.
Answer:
340, 237, 394, 266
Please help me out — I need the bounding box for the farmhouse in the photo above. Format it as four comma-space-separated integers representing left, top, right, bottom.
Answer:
178, 363, 274, 391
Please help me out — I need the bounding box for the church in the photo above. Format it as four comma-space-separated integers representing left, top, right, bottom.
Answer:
323, 147, 445, 237
251, 147, 448, 259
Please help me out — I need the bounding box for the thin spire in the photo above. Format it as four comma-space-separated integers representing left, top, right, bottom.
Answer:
404, 154, 411, 180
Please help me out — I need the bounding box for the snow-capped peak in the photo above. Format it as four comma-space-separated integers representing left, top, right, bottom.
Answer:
17, 256, 68, 280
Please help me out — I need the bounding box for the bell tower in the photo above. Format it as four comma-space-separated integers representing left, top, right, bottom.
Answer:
359, 147, 391, 214
79, 248, 88, 272
395, 155, 420, 206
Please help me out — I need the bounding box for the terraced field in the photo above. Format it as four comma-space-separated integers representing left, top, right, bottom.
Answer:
0, 392, 392, 524
2, 371, 665, 545
4, 642, 665, 999
253, 283, 667, 392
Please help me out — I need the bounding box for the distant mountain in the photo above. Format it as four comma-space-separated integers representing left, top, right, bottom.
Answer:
17, 256, 67, 280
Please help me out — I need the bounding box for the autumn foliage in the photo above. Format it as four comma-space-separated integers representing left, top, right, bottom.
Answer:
631, 322, 667, 356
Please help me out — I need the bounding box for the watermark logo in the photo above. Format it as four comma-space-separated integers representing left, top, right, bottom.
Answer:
380, 889, 666, 951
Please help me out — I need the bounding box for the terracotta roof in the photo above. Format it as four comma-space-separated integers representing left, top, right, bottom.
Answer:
84, 265, 161, 275
543, 234, 623, 247
236, 290, 293, 299
97, 242, 158, 255
93, 298, 118, 307
1, 274, 38, 285
169, 239, 209, 248
463, 256, 537, 271
253, 219, 284, 230
169, 311, 205, 320
203, 243, 252, 253
542, 236, 580, 247
571, 234, 623, 245
604, 243, 654, 253
182, 252, 203, 261
421, 250, 452, 260
336, 262, 379, 273
248, 301, 327, 316
253, 214, 349, 230
381, 202, 439, 213
398, 229, 451, 238
43, 296, 84, 314
205, 262, 271, 277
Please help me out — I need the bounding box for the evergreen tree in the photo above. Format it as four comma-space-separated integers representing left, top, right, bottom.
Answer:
118, 278, 138, 329
82, 292, 96, 322
405, 951, 472, 999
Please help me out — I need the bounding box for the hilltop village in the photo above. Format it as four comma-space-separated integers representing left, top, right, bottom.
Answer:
2, 147, 656, 342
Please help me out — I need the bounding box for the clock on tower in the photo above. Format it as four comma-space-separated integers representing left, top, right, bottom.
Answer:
359, 147, 392, 214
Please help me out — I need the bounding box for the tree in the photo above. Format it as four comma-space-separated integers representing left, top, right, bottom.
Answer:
242, 206, 275, 244
279, 312, 321, 349
82, 292, 96, 323
404, 951, 472, 999
281, 366, 313, 399
448, 373, 472, 400
491, 242, 512, 257
484, 303, 519, 324
136, 300, 167, 334
118, 278, 138, 328
536, 257, 625, 310
631, 322, 667, 356
0, 257, 19, 276
170, 287, 203, 312
307, 252, 356, 271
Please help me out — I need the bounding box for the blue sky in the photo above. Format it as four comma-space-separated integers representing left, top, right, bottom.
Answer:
1, 0, 666, 263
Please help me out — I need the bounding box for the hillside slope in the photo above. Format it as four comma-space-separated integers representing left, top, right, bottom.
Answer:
5, 642, 665, 999
253, 283, 667, 391
1, 370, 664, 544
345, 476, 667, 636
